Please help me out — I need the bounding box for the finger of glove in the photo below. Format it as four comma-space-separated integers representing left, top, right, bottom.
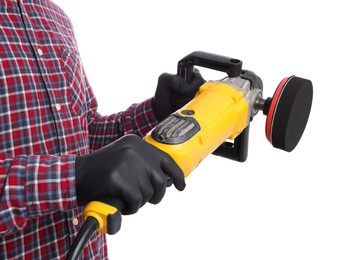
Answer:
153, 73, 174, 121
174, 71, 204, 97
160, 71, 203, 96
138, 174, 155, 207
170, 96, 192, 110
120, 186, 143, 215
148, 167, 167, 204
157, 72, 176, 88
129, 138, 170, 204
169, 74, 195, 96
159, 74, 191, 96
160, 155, 185, 191
189, 69, 205, 87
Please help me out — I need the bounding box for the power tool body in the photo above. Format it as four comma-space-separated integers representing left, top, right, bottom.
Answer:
146, 72, 261, 177
66, 51, 313, 260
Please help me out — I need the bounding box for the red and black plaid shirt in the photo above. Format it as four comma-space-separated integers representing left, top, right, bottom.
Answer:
0, 0, 157, 259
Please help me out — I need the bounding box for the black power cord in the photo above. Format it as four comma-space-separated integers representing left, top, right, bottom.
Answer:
66, 217, 98, 260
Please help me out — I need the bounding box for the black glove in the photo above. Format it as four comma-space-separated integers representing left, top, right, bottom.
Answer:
75, 134, 185, 215
152, 69, 205, 121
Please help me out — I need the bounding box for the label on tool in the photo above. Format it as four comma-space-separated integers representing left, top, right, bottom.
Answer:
152, 114, 200, 144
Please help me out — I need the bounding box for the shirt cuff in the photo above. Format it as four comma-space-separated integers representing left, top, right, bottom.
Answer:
142, 97, 159, 127
124, 98, 158, 138
25, 154, 77, 216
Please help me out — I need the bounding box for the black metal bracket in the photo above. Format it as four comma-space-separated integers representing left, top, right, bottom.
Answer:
212, 124, 250, 162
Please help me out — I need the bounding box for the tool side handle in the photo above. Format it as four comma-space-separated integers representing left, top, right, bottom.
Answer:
177, 51, 242, 81
100, 197, 125, 235
83, 197, 125, 235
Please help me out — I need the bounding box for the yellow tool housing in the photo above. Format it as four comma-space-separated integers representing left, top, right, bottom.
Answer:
145, 80, 249, 178
83, 201, 118, 234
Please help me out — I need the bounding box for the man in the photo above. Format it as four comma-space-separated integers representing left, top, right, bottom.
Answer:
0, 0, 203, 259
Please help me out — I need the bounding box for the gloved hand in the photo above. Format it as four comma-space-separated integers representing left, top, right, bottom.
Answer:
75, 134, 185, 215
152, 69, 205, 121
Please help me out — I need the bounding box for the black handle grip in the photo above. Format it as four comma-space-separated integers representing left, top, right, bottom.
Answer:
177, 51, 243, 81
97, 197, 125, 235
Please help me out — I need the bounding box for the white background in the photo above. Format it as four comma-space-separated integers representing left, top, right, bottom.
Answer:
52, 1, 358, 259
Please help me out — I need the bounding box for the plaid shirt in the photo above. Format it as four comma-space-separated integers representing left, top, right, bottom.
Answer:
0, 0, 157, 259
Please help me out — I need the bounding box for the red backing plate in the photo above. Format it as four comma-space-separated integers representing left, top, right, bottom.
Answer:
265, 76, 293, 143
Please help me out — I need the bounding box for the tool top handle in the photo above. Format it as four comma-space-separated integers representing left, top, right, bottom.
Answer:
177, 51, 242, 81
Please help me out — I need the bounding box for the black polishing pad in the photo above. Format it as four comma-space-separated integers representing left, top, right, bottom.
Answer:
265, 76, 313, 152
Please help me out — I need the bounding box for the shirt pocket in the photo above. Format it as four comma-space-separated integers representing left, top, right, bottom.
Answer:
58, 47, 87, 118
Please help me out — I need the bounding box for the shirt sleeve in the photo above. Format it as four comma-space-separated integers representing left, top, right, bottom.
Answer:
84, 74, 159, 151
65, 11, 158, 151
0, 153, 77, 237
